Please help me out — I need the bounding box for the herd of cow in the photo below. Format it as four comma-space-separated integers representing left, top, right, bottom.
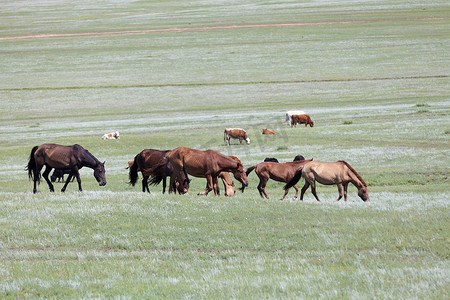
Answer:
26, 111, 369, 202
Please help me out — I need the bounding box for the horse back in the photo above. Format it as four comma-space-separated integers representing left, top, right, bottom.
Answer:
36, 143, 74, 169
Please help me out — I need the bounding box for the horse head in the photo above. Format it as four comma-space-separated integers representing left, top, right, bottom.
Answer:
358, 186, 369, 201
94, 161, 107, 186
232, 162, 248, 191
176, 177, 191, 195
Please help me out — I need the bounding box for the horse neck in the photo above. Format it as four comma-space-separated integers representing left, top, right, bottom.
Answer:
217, 157, 238, 172
81, 150, 100, 169
347, 168, 365, 189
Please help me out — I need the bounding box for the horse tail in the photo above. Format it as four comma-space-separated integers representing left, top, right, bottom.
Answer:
148, 175, 163, 186
284, 168, 303, 190
26, 146, 40, 183
245, 165, 256, 176
339, 160, 367, 187
128, 154, 140, 186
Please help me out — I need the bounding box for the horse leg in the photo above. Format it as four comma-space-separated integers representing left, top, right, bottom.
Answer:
310, 181, 320, 202
336, 184, 344, 201
280, 187, 289, 200
162, 177, 167, 194
300, 182, 310, 201
42, 166, 54, 192
33, 164, 44, 194
199, 175, 214, 196
213, 176, 220, 196
257, 177, 269, 199
142, 175, 149, 193
61, 174, 72, 192
73, 170, 82, 192
343, 183, 349, 202
293, 184, 299, 200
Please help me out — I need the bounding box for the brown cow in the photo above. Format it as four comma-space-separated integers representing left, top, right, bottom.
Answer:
224, 128, 250, 145
291, 114, 314, 128
262, 128, 276, 135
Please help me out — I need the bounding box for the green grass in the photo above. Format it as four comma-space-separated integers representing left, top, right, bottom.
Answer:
0, 0, 449, 298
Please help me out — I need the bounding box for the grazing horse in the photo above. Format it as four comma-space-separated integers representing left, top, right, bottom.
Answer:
214, 172, 236, 197
27, 144, 106, 193
202, 155, 240, 196
224, 128, 250, 145
284, 160, 369, 202
154, 147, 248, 196
245, 159, 312, 200
262, 128, 276, 135
291, 114, 314, 128
129, 149, 190, 194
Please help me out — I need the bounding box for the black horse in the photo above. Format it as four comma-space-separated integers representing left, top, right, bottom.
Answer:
27, 143, 106, 193
50, 169, 74, 183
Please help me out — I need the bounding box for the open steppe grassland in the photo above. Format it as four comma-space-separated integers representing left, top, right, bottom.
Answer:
0, 0, 449, 298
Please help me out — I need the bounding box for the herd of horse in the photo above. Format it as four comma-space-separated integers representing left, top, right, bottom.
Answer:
26, 142, 369, 202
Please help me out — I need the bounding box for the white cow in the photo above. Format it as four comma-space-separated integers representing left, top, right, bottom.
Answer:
285, 110, 306, 125
224, 128, 250, 146
102, 131, 120, 140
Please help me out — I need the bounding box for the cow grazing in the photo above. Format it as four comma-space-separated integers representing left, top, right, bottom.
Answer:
102, 131, 120, 140
224, 128, 250, 146
291, 114, 314, 128
262, 128, 276, 135
285, 110, 306, 125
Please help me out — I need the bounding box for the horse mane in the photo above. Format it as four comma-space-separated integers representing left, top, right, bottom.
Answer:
74, 144, 100, 166
339, 160, 367, 187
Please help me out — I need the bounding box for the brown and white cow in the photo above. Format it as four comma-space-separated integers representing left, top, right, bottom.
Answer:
291, 114, 314, 128
224, 128, 250, 146
286, 110, 306, 125
102, 131, 120, 140
262, 128, 276, 135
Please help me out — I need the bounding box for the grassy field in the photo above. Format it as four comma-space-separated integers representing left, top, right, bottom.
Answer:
0, 0, 449, 298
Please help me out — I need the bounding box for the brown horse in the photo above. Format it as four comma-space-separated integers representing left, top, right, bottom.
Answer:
284, 160, 369, 202
129, 149, 190, 194
205, 172, 235, 197
202, 155, 242, 196
153, 147, 248, 196
27, 144, 106, 193
245, 159, 312, 200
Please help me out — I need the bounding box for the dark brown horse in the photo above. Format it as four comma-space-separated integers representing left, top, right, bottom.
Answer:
27, 144, 106, 193
245, 159, 312, 200
153, 147, 248, 196
284, 160, 369, 202
129, 149, 190, 194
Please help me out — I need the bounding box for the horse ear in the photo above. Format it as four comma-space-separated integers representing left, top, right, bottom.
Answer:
103, 161, 106, 165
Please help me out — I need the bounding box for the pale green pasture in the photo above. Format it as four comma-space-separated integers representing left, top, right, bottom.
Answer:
0, 0, 449, 298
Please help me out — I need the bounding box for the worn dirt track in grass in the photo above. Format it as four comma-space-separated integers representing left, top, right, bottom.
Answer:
0, 17, 445, 41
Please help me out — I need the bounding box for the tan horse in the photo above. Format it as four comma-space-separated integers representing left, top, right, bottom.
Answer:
154, 147, 248, 196
211, 172, 235, 197
245, 159, 312, 200
284, 160, 369, 202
